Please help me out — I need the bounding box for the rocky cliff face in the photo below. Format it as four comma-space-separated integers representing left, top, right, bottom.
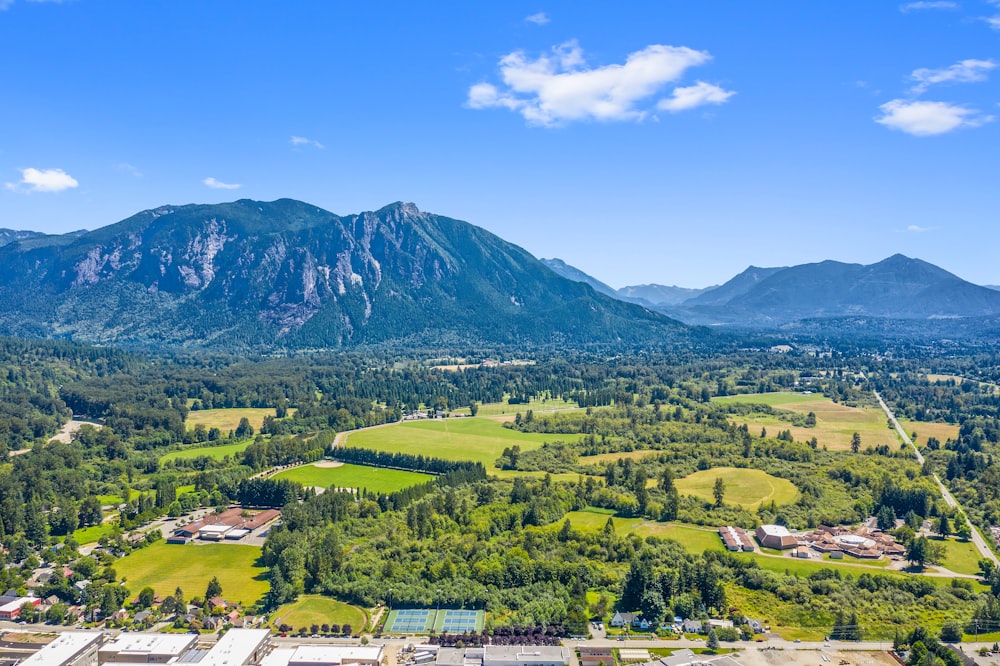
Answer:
0, 199, 684, 351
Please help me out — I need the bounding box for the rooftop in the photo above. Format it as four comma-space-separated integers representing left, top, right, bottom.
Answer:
100, 633, 197, 656
201, 628, 271, 665
21, 632, 103, 665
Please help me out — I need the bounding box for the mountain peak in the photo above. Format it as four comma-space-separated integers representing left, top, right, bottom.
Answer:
378, 201, 422, 217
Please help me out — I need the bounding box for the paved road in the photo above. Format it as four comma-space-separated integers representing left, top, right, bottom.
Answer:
874, 389, 999, 565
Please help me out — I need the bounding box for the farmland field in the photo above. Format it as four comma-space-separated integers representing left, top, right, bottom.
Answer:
452, 397, 581, 417
272, 462, 432, 493
272, 595, 367, 632
675, 467, 799, 509
115, 542, 268, 605
898, 419, 959, 446
715, 392, 896, 451
186, 408, 281, 433
344, 417, 586, 468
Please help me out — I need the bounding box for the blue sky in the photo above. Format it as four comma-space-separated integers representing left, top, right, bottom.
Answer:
1, 1, 998, 288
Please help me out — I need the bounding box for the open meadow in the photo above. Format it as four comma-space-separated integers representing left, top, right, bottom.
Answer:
272, 595, 367, 632
185, 408, 281, 433
344, 417, 585, 469
898, 419, 959, 446
452, 396, 581, 417
674, 467, 799, 509
115, 542, 268, 605
273, 462, 432, 493
160, 440, 254, 464
549, 507, 726, 554
715, 392, 897, 451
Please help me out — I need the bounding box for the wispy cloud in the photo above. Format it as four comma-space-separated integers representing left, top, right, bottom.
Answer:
5, 167, 79, 193
117, 163, 142, 178
910, 58, 996, 93
875, 99, 993, 136
900, 1, 958, 11
524, 12, 550, 25
0, 0, 13, 10
906, 224, 934, 232
290, 135, 324, 149
203, 177, 241, 190
467, 40, 732, 126
658, 81, 735, 112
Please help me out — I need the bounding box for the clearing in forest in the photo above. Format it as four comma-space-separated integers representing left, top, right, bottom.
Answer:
675, 467, 798, 509
344, 417, 585, 469
272, 595, 368, 632
185, 407, 279, 433
715, 391, 895, 451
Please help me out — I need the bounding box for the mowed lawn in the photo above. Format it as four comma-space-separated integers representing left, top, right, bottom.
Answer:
937, 537, 982, 576
344, 417, 585, 469
186, 408, 281, 433
715, 392, 896, 451
675, 467, 798, 509
115, 542, 268, 605
273, 463, 432, 493
272, 595, 367, 631
160, 440, 254, 464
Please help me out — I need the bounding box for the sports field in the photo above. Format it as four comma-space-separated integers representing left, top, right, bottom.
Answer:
272, 462, 432, 493
344, 417, 585, 468
115, 542, 268, 605
186, 407, 280, 433
383, 608, 484, 634
715, 392, 896, 451
674, 467, 798, 509
272, 595, 367, 632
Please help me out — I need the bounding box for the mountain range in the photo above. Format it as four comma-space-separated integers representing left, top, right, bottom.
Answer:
0, 200, 683, 351
547, 256, 1000, 326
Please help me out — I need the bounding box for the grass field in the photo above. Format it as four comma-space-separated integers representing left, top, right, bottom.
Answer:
550, 508, 726, 554
674, 467, 799, 509
937, 537, 982, 576
160, 440, 254, 464
72, 523, 116, 545
344, 417, 585, 469
273, 463, 432, 493
898, 419, 959, 446
580, 450, 662, 465
715, 392, 897, 451
452, 397, 581, 417
272, 595, 367, 632
186, 408, 281, 433
115, 542, 268, 605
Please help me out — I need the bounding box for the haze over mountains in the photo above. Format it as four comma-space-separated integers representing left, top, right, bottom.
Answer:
0, 200, 683, 351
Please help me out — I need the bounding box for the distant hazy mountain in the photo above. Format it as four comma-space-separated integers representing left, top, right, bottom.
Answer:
618, 283, 713, 306
540, 258, 619, 298
0, 200, 687, 351
0, 229, 45, 247
671, 254, 1000, 325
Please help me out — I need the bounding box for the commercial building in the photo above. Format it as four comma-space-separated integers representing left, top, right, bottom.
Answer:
578, 647, 613, 666
201, 628, 271, 665
99, 633, 198, 663
0, 595, 40, 620
438, 647, 571, 666
21, 632, 103, 666
259, 645, 385, 666
718, 526, 754, 552
755, 524, 798, 550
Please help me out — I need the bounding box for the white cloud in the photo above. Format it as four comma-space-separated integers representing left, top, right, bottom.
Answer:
525, 12, 550, 25
987, 15, 1000, 29
910, 58, 996, 93
467, 40, 730, 126
5, 167, 78, 192
0, 0, 13, 10
658, 81, 735, 112
900, 1, 958, 11
290, 135, 324, 149
875, 99, 993, 135
906, 224, 933, 232
203, 177, 241, 190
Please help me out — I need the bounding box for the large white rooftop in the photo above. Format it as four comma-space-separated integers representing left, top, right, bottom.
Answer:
100, 632, 198, 657
758, 524, 792, 537
288, 645, 385, 664
202, 628, 271, 665
21, 632, 102, 665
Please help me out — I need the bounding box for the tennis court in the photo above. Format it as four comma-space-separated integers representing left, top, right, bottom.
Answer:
384, 608, 484, 634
